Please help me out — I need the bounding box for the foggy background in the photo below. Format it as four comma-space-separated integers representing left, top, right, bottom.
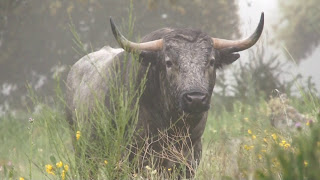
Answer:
0, 0, 319, 115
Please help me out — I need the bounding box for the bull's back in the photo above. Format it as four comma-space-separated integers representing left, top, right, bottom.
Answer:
66, 46, 124, 123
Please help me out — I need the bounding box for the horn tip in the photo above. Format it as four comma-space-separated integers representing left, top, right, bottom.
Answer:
109, 17, 115, 29
257, 12, 264, 31
260, 12, 264, 22
109, 17, 113, 25
109, 17, 118, 39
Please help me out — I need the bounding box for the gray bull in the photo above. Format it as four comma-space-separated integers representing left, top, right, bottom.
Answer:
66, 13, 264, 178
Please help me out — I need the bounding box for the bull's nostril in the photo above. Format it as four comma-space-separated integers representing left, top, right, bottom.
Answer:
183, 92, 208, 105
182, 92, 210, 113
185, 94, 193, 103
201, 94, 208, 103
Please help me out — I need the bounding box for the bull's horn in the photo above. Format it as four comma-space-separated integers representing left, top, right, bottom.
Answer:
212, 12, 264, 52
110, 17, 163, 52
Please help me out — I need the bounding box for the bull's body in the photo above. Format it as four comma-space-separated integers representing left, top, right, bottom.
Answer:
66, 14, 264, 178
66, 31, 207, 173
66, 46, 124, 113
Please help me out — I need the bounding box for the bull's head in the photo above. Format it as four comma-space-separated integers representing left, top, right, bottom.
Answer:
110, 13, 264, 114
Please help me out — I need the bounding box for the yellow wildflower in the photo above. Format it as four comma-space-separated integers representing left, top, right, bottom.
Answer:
284, 143, 291, 149
19, 177, 25, 180
244, 145, 254, 150
279, 140, 286, 147
258, 154, 262, 160
244, 117, 249, 122
244, 145, 248, 150
306, 121, 310, 126
76, 131, 81, 140
247, 129, 252, 135
279, 140, 290, 149
168, 168, 172, 171
304, 161, 308, 167
271, 133, 277, 140
45, 164, 55, 175
56, 161, 63, 168
104, 160, 108, 165
62, 169, 66, 180
64, 164, 69, 172
263, 138, 268, 143
261, 149, 267, 153
252, 135, 256, 140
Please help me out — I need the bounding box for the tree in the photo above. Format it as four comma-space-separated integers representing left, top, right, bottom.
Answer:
276, 0, 320, 61
0, 0, 239, 110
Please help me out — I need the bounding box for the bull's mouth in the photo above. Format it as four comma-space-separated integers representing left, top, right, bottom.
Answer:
181, 104, 210, 114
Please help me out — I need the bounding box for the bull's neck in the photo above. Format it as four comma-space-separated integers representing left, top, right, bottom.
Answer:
139, 66, 205, 131
139, 65, 168, 121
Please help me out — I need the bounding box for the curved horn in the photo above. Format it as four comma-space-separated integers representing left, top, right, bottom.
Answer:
212, 12, 264, 52
110, 17, 163, 52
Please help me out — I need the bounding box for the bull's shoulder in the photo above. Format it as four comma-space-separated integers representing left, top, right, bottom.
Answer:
66, 46, 124, 112
69, 46, 124, 78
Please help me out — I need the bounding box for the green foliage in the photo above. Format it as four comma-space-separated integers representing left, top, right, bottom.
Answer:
0, 73, 319, 180
1, 1, 320, 179
231, 49, 288, 101
68, 54, 148, 179
200, 88, 319, 180
0, 0, 240, 112
256, 120, 320, 180
277, 0, 320, 61
213, 42, 302, 112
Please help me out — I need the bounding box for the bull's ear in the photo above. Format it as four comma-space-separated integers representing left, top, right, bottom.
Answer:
220, 52, 240, 65
139, 51, 158, 66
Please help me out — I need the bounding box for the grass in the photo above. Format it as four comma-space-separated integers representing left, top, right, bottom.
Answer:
0, 82, 319, 179
1, 2, 319, 179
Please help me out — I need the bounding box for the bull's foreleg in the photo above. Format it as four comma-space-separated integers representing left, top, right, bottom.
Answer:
184, 138, 202, 179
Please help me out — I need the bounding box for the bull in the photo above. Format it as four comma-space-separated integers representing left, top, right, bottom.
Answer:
66, 13, 264, 178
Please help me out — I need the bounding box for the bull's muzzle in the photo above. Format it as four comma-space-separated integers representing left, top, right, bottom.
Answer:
182, 92, 210, 113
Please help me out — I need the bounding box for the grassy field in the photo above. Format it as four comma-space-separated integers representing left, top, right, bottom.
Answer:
1, 4, 319, 178
0, 84, 319, 180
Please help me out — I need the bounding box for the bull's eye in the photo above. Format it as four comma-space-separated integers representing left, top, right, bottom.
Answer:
166, 60, 173, 68
210, 58, 215, 66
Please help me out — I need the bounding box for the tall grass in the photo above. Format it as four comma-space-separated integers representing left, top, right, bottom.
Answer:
1, 3, 320, 180
1, 84, 318, 179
